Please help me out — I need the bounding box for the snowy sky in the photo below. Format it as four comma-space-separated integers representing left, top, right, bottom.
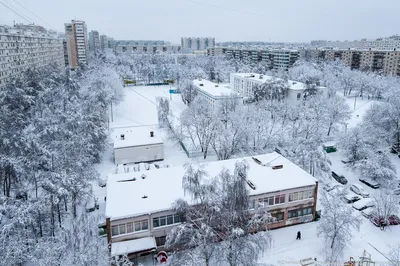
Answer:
1, 0, 399, 44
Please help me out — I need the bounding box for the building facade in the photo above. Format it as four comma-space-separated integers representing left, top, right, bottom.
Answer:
64, 20, 89, 69
100, 35, 108, 51
192, 79, 242, 109
181, 37, 215, 51
114, 44, 181, 53
89, 30, 100, 52
105, 153, 318, 259
310, 36, 400, 51
207, 47, 300, 71
300, 48, 400, 76
0, 24, 64, 88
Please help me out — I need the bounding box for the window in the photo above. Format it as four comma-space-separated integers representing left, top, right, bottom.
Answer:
135, 221, 141, 231
111, 226, 118, 236
126, 222, 133, 233
289, 190, 314, 202
288, 207, 314, 219
167, 215, 174, 225
268, 196, 274, 205
160, 216, 166, 226
275, 194, 285, 204
155, 236, 166, 247
118, 224, 126, 235
271, 212, 284, 221
153, 218, 159, 228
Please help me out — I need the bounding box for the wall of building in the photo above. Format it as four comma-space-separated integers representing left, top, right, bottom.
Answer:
114, 143, 164, 164
0, 25, 64, 88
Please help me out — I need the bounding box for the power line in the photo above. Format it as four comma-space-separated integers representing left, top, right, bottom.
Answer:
12, 0, 55, 31
0, 0, 33, 24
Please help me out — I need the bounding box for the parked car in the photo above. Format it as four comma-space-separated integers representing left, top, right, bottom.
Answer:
393, 189, 400, 196
352, 198, 375, 211
343, 192, 362, 204
359, 178, 380, 189
361, 207, 376, 218
332, 171, 348, 185
323, 183, 341, 192
350, 184, 370, 198
370, 215, 400, 227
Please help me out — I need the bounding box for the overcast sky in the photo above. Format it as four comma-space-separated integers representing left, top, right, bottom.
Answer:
1, 0, 399, 44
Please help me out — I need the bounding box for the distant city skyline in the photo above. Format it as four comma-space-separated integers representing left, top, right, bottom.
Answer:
1, 0, 399, 44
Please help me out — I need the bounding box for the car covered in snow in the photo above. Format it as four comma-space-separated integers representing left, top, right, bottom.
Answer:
394, 189, 400, 196
342, 192, 362, 204
350, 184, 370, 198
361, 207, 376, 218
352, 198, 375, 211
359, 178, 380, 189
323, 183, 341, 192
370, 215, 400, 227
332, 171, 348, 185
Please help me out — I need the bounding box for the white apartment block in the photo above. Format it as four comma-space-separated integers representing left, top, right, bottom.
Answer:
230, 73, 327, 102
100, 35, 108, 51
181, 37, 215, 51
0, 24, 64, 88
105, 153, 318, 259
89, 30, 100, 52
64, 20, 89, 69
192, 79, 242, 109
311, 36, 400, 51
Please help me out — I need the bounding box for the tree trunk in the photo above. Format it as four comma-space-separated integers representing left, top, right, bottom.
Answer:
57, 203, 62, 227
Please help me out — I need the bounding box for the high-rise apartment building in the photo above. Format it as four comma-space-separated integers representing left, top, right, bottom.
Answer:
0, 24, 64, 88
64, 20, 89, 69
299, 48, 400, 76
100, 35, 108, 51
310, 36, 400, 51
89, 30, 100, 52
181, 37, 215, 51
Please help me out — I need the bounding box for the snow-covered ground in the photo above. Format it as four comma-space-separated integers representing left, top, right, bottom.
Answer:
91, 87, 399, 265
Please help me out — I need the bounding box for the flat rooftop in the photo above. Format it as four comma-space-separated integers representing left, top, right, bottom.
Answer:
105, 152, 317, 221
192, 79, 240, 98
231, 73, 307, 91
113, 126, 163, 149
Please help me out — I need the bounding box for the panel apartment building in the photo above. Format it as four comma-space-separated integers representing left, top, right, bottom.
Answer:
207, 47, 299, 71
105, 152, 318, 259
89, 30, 100, 52
64, 20, 89, 70
181, 37, 215, 51
300, 48, 400, 76
310, 35, 400, 51
114, 44, 181, 53
0, 24, 64, 88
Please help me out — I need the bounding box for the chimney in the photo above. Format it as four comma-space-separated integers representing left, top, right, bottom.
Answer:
142, 174, 146, 179
150, 131, 154, 137
120, 134, 125, 140
259, 74, 263, 79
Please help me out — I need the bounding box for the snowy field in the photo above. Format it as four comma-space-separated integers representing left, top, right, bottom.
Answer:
91, 87, 399, 265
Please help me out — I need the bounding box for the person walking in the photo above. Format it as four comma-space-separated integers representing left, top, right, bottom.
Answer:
296, 231, 301, 240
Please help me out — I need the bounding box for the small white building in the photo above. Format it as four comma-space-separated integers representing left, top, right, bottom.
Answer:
192, 79, 243, 109
230, 73, 327, 102
113, 126, 164, 164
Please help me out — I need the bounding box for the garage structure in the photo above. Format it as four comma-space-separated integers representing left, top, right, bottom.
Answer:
113, 126, 164, 164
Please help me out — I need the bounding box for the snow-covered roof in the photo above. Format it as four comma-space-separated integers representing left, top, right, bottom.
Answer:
113, 126, 163, 149
231, 73, 307, 91
192, 79, 240, 98
111, 237, 156, 257
105, 152, 317, 221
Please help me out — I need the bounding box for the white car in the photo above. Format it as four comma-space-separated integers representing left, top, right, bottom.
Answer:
343, 192, 362, 204
323, 183, 341, 192
350, 184, 369, 198
359, 178, 380, 189
353, 198, 375, 211
361, 207, 376, 218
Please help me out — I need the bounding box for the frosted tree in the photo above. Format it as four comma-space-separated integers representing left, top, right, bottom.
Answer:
252, 78, 289, 102
179, 79, 198, 105
373, 191, 399, 230
388, 243, 400, 266
317, 191, 362, 262
324, 94, 351, 136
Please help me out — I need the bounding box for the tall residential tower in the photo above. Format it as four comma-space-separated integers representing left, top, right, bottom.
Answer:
64, 20, 89, 69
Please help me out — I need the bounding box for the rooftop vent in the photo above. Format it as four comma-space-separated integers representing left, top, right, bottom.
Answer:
199, 83, 204, 86
259, 75, 263, 79
250, 74, 255, 77
118, 177, 136, 182
215, 85, 219, 87
142, 195, 148, 199
150, 131, 154, 137
272, 165, 283, 170
141, 174, 146, 179
120, 134, 125, 140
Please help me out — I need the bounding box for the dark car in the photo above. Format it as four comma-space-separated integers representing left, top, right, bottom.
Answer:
332, 171, 348, 185
370, 215, 400, 227
359, 178, 380, 189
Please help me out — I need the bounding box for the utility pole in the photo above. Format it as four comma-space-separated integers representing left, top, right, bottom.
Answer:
110, 101, 114, 122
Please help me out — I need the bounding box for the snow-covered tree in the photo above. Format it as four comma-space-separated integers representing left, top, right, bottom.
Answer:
373, 191, 399, 230
252, 78, 289, 102
317, 191, 362, 262
180, 79, 198, 105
